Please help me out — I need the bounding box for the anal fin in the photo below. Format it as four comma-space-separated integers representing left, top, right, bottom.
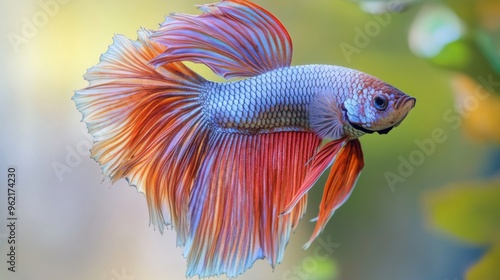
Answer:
184, 131, 321, 278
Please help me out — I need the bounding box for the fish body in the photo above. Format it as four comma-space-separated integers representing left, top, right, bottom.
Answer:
74, 0, 415, 278
203, 64, 414, 138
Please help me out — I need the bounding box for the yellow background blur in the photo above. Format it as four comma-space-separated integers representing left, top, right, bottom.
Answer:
1, 0, 497, 280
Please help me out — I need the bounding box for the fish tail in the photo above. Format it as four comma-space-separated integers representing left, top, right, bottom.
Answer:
73, 28, 208, 244
75, 0, 318, 278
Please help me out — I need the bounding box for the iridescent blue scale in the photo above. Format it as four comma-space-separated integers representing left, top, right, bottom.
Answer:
74, 0, 415, 278
202, 65, 362, 134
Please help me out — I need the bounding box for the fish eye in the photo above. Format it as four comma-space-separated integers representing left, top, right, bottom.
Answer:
373, 95, 388, 111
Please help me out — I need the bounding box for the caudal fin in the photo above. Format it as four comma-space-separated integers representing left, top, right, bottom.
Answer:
73, 29, 208, 244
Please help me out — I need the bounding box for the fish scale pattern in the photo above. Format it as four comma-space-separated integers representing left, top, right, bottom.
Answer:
202, 64, 361, 134
73, 0, 416, 278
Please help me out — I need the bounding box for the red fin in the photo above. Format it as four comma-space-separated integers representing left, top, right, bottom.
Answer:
73, 29, 208, 245
305, 139, 364, 248
281, 138, 347, 216
150, 0, 292, 79
184, 132, 321, 278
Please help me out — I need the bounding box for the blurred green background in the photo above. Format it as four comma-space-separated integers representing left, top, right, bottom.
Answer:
1, 0, 499, 279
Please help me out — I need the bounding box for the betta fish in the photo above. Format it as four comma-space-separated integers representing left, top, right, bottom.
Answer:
73, 0, 415, 278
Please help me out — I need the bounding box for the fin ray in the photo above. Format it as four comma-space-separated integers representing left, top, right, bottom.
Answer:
305, 139, 364, 248
184, 132, 321, 278
151, 0, 292, 79
73, 29, 208, 245
281, 139, 347, 215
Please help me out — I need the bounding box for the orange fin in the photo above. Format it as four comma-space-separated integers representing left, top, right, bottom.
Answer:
73, 29, 208, 245
281, 138, 347, 216
184, 132, 321, 278
305, 139, 364, 248
150, 0, 292, 79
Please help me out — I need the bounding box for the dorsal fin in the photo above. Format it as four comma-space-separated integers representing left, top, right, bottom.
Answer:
150, 0, 292, 79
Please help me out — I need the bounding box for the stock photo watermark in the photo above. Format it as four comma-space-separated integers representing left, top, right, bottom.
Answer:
51, 130, 92, 182
8, 0, 72, 54
282, 235, 340, 280
385, 74, 500, 192
5, 167, 18, 273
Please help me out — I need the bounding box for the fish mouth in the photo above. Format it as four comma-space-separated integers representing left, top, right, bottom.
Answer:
396, 95, 416, 110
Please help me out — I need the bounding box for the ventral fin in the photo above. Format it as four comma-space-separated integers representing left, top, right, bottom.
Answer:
305, 139, 364, 248
150, 0, 292, 79
281, 139, 364, 249
281, 138, 348, 216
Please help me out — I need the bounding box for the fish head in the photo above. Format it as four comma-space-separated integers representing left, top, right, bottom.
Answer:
343, 74, 416, 137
